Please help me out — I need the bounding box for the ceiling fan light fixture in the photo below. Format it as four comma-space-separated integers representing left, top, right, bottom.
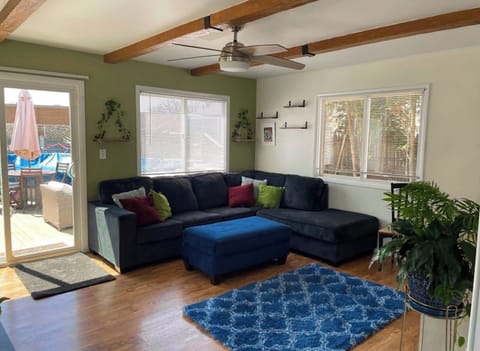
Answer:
219, 60, 250, 72
218, 40, 250, 72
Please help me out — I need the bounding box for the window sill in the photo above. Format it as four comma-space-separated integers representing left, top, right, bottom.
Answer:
320, 176, 392, 191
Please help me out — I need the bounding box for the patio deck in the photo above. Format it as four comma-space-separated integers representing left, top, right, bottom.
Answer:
0, 208, 73, 262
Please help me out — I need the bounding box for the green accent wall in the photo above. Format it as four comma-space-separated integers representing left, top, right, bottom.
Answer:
0, 40, 256, 200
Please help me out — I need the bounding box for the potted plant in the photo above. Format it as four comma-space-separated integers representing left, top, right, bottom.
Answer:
93, 99, 132, 142
371, 181, 479, 318
231, 109, 254, 142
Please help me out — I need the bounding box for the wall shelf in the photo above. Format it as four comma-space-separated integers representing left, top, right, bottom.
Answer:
283, 100, 306, 108
256, 112, 278, 119
231, 138, 255, 143
94, 138, 132, 143
280, 121, 308, 129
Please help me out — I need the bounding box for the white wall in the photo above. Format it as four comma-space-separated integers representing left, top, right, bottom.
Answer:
256, 46, 480, 224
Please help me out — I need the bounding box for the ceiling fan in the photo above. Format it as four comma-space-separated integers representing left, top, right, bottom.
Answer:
169, 26, 305, 72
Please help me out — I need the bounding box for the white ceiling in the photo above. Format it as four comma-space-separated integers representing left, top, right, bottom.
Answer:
5, 0, 480, 79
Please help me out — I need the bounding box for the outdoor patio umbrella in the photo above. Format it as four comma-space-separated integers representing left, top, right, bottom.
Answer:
10, 89, 41, 167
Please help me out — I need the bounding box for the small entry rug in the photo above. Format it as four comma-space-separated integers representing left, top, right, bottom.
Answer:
184, 263, 405, 351
14, 252, 115, 299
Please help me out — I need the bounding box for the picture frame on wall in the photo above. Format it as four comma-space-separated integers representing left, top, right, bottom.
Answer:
262, 122, 275, 146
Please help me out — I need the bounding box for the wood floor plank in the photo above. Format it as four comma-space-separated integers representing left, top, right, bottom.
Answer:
0, 252, 419, 350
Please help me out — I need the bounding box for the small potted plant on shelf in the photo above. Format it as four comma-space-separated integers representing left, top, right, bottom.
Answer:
93, 99, 132, 142
370, 181, 479, 316
231, 109, 254, 142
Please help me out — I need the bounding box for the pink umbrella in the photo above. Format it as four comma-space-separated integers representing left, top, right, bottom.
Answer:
10, 90, 41, 167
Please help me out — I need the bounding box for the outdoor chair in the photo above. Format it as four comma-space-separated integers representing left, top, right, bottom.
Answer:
40, 181, 73, 230
377, 182, 408, 248
53, 162, 70, 183
20, 168, 43, 208
7, 162, 21, 208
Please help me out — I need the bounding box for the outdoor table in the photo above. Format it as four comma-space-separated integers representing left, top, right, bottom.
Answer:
8, 169, 56, 179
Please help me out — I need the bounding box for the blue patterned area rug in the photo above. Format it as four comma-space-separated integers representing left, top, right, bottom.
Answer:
184, 263, 405, 351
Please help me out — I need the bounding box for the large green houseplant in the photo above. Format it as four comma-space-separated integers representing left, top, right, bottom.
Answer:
371, 181, 479, 314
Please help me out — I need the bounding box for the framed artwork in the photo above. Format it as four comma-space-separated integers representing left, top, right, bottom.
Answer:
262, 122, 275, 146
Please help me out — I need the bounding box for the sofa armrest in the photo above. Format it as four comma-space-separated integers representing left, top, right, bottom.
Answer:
88, 201, 137, 272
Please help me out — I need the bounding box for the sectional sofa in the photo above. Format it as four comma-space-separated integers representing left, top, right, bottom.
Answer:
88, 171, 378, 272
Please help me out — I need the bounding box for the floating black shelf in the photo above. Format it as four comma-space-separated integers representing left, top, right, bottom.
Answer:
283, 100, 306, 108
94, 138, 132, 143
256, 111, 279, 119
231, 138, 255, 143
280, 121, 308, 129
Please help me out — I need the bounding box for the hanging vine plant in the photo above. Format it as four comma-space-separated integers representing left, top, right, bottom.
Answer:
93, 99, 132, 142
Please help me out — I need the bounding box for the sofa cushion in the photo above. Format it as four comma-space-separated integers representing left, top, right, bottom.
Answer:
190, 173, 227, 210
120, 196, 162, 226
153, 177, 198, 214
284, 175, 318, 210
257, 184, 284, 208
241, 176, 267, 200
253, 171, 286, 187
257, 208, 378, 244
150, 190, 172, 220
43, 180, 72, 194
136, 219, 183, 244
224, 173, 242, 187
228, 183, 254, 207
172, 210, 221, 228
112, 187, 146, 208
205, 206, 257, 221
98, 176, 153, 204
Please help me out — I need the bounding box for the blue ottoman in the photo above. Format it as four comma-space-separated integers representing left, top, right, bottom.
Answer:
183, 216, 291, 284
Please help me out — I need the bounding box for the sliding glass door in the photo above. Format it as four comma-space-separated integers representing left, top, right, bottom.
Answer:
0, 71, 86, 265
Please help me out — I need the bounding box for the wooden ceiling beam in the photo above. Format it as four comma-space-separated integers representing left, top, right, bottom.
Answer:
191, 7, 480, 76
104, 0, 317, 64
0, 0, 46, 42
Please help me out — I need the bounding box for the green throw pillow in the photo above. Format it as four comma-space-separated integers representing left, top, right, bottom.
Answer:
150, 190, 172, 220
256, 183, 284, 208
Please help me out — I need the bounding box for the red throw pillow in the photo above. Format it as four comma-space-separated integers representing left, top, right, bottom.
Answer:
119, 196, 162, 226
228, 183, 254, 207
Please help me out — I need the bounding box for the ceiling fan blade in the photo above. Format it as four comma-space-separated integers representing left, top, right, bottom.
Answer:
168, 54, 220, 62
237, 44, 287, 56
252, 55, 305, 70
172, 42, 225, 53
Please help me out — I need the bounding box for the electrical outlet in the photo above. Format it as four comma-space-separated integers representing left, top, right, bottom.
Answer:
99, 149, 107, 159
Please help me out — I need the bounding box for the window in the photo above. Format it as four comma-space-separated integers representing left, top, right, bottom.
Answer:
317, 87, 428, 184
137, 87, 228, 175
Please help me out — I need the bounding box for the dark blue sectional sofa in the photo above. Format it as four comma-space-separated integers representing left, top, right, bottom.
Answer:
88, 171, 378, 272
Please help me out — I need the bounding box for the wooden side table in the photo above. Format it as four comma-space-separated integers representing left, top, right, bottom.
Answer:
377, 226, 400, 249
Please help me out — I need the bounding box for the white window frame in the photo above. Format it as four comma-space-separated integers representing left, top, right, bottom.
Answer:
315, 85, 430, 189
135, 85, 230, 176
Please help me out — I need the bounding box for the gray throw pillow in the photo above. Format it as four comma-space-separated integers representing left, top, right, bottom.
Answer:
241, 176, 267, 200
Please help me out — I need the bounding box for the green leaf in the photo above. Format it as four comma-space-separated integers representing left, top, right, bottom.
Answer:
458, 336, 465, 347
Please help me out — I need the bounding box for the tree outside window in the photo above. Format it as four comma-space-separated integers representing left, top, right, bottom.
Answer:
319, 88, 427, 183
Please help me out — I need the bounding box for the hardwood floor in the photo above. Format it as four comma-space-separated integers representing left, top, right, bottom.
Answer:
0, 252, 419, 351
0, 210, 73, 260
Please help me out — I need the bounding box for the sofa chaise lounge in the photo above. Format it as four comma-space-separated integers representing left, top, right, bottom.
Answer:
88, 171, 378, 272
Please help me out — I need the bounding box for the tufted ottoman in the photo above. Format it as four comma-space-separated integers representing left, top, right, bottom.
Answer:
182, 216, 291, 284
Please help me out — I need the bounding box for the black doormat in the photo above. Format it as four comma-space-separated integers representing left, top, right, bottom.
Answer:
14, 252, 115, 299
